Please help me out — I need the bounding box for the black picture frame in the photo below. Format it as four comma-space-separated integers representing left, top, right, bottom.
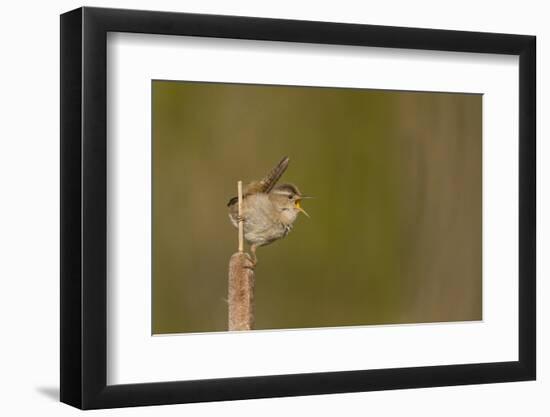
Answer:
60, 6, 536, 410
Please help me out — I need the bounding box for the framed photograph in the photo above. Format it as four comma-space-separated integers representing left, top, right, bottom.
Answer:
60, 6, 536, 409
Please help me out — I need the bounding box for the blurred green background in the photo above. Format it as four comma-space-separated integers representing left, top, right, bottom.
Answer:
152, 80, 482, 334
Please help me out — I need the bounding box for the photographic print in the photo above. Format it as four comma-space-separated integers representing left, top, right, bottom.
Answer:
61, 8, 536, 408
152, 80, 482, 334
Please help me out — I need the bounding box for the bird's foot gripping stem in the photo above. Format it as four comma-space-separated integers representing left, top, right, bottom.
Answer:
243, 253, 256, 270
242, 245, 257, 270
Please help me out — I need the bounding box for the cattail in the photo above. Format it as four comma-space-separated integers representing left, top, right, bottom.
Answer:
228, 180, 255, 330
228, 252, 255, 330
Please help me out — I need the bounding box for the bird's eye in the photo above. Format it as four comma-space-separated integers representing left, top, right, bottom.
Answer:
288, 195, 293, 200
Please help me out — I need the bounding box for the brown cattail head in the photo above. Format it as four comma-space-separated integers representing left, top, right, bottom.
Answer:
228, 252, 255, 330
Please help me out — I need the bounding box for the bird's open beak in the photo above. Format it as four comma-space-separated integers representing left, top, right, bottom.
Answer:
295, 200, 310, 218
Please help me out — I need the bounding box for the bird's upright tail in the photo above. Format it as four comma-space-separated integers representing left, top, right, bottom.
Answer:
227, 156, 290, 206
259, 156, 290, 193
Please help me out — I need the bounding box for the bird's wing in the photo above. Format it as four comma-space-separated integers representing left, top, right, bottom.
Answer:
227, 196, 239, 207
227, 156, 290, 207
